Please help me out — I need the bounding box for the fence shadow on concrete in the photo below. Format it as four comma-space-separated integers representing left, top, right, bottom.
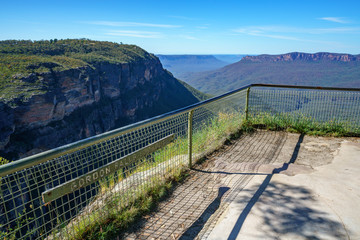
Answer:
123, 130, 290, 239
122, 131, 347, 239
226, 133, 349, 240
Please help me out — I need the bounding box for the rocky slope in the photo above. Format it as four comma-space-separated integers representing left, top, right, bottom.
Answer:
182, 52, 360, 95
0, 40, 200, 160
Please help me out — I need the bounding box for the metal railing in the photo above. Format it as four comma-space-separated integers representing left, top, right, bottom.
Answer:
0, 84, 359, 239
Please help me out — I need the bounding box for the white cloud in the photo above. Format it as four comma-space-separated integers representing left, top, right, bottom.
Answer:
233, 25, 360, 41
180, 35, 200, 40
232, 25, 353, 45
196, 26, 209, 29
234, 25, 359, 35
234, 28, 300, 41
86, 21, 181, 28
251, 33, 300, 41
315, 27, 359, 33
106, 30, 162, 38
319, 17, 349, 24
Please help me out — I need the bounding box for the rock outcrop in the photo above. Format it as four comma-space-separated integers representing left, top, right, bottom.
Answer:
242, 52, 360, 62
0, 57, 199, 160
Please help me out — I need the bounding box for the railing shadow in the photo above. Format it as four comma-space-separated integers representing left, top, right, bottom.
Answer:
228, 133, 304, 239
123, 130, 289, 239
226, 133, 349, 239
179, 187, 230, 240
123, 131, 348, 240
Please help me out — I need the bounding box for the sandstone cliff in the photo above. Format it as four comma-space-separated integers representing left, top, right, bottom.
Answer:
0, 56, 199, 160
242, 52, 360, 62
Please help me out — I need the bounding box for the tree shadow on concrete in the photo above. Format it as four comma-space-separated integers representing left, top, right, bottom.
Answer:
227, 133, 349, 239
228, 181, 349, 240
227, 133, 304, 239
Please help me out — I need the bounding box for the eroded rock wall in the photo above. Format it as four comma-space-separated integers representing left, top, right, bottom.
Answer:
0, 58, 198, 160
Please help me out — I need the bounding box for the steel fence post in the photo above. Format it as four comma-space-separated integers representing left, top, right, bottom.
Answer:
188, 110, 194, 168
245, 87, 250, 121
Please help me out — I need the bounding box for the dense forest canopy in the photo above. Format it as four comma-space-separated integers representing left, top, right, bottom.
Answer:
0, 39, 154, 62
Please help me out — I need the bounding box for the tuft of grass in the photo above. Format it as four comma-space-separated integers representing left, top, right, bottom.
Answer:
72, 167, 188, 240
192, 112, 245, 158
247, 112, 360, 137
0, 156, 9, 166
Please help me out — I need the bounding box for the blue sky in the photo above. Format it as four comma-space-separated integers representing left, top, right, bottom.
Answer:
1, 0, 360, 54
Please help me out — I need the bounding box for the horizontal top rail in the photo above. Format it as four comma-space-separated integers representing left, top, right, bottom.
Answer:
1, 83, 359, 177
251, 83, 360, 92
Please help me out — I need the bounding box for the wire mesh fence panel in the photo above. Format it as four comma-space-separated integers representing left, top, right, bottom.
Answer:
192, 90, 247, 160
0, 113, 189, 240
1, 84, 359, 240
249, 87, 360, 132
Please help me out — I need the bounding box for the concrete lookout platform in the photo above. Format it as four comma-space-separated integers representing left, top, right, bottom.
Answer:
123, 130, 360, 240
207, 139, 360, 240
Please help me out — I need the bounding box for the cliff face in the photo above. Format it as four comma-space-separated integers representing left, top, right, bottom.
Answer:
242, 52, 360, 63
0, 57, 199, 160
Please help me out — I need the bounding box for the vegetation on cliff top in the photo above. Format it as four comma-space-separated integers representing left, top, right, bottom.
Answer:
0, 39, 155, 63
0, 39, 157, 103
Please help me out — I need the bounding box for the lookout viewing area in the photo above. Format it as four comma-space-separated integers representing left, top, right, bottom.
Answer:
0, 84, 359, 240
123, 131, 360, 239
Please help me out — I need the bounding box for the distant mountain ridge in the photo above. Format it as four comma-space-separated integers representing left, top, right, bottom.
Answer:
213, 54, 246, 63
157, 55, 229, 75
242, 52, 360, 62
182, 52, 360, 95
157, 54, 244, 81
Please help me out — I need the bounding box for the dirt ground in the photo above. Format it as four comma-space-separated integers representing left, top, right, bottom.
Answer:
121, 130, 359, 240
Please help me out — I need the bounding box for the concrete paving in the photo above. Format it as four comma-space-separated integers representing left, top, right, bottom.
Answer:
121, 131, 360, 240
207, 140, 360, 240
